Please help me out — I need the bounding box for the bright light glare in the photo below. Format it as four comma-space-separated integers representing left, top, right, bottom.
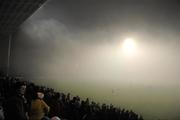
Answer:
122, 38, 137, 57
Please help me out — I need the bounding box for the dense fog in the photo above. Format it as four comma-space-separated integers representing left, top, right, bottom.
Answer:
10, 1, 180, 120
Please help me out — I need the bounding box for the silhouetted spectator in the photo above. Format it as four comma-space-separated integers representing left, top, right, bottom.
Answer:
49, 92, 63, 118
3, 81, 28, 120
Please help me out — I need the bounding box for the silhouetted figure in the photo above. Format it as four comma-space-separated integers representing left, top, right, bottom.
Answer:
49, 92, 63, 118
3, 81, 28, 120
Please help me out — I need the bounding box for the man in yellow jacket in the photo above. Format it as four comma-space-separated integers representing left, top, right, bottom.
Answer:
29, 92, 50, 120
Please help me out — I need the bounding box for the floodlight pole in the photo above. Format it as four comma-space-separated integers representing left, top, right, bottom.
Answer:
7, 34, 11, 77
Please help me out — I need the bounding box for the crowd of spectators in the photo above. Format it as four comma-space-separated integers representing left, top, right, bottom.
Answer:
0, 74, 144, 120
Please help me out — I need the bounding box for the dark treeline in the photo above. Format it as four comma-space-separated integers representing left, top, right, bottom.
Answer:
0, 74, 144, 120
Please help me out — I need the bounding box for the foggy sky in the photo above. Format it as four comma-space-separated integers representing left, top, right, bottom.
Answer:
11, 0, 180, 120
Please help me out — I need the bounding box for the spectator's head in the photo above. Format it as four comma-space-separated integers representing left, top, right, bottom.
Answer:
14, 81, 26, 95
37, 92, 44, 99
51, 116, 61, 120
53, 92, 60, 100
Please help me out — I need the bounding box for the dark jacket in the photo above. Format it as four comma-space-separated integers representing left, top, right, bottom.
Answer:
4, 95, 28, 120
